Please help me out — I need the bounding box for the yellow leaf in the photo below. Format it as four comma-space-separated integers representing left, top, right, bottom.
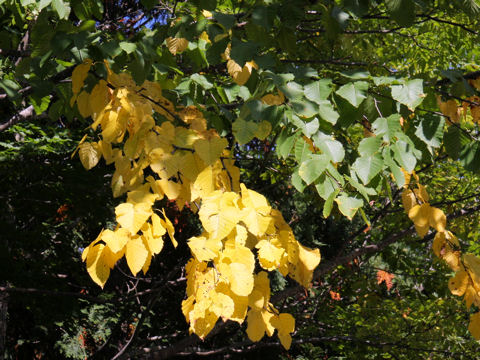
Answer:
465, 285, 477, 310
166, 37, 189, 55
71, 59, 92, 95
414, 184, 429, 203
151, 213, 166, 238
227, 60, 257, 86
77, 90, 92, 118
449, 270, 468, 296
428, 206, 446, 232
401, 189, 416, 214
158, 178, 181, 200
141, 221, 164, 255
437, 96, 460, 123
199, 191, 241, 240
229, 262, 254, 296
125, 236, 149, 276
261, 91, 285, 106
256, 240, 285, 271
190, 309, 218, 339
290, 242, 321, 287
193, 137, 228, 166
115, 202, 152, 235
443, 250, 461, 271
160, 209, 177, 248
127, 184, 158, 206
432, 230, 459, 258
210, 292, 235, 321
271, 313, 295, 350
90, 80, 111, 118
79, 142, 101, 170
464, 253, 480, 285
255, 121, 272, 140
408, 203, 430, 237
188, 235, 222, 262
85, 242, 110, 288
469, 312, 480, 340
101, 228, 130, 253
246, 310, 267, 342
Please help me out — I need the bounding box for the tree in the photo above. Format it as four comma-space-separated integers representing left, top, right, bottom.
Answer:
3, 0, 480, 358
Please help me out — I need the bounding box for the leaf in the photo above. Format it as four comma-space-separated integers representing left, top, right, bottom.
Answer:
323, 188, 340, 218
227, 60, 257, 86
335, 194, 363, 220
276, 129, 297, 159
194, 137, 228, 165
358, 136, 383, 156
166, 37, 189, 55
372, 114, 402, 142
52, 0, 70, 19
415, 115, 445, 148
386, 0, 415, 27
313, 133, 345, 163
232, 118, 258, 145
304, 79, 332, 104
119, 41, 137, 54
335, 81, 368, 107
298, 154, 329, 185
392, 140, 417, 172
79, 142, 101, 170
448, 270, 468, 296
115, 202, 152, 235
125, 237, 149, 276
469, 312, 480, 340
318, 100, 339, 125
391, 79, 424, 110
352, 153, 383, 185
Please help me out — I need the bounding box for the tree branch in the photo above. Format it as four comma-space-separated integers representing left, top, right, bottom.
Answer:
0, 105, 47, 132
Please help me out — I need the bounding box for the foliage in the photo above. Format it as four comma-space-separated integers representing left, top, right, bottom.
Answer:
3, 0, 480, 358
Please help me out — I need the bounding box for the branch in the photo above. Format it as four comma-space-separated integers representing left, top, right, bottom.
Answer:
0, 66, 73, 101
0, 286, 112, 304
0, 105, 47, 132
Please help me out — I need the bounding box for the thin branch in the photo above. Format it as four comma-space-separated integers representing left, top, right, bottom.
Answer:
0, 105, 48, 132
0, 286, 112, 304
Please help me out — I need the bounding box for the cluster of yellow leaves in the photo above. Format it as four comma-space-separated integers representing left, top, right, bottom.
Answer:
72, 62, 320, 348
401, 172, 480, 340
437, 83, 480, 125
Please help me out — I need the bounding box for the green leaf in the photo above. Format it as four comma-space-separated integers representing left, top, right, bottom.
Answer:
276, 129, 298, 159
459, 141, 480, 173
291, 99, 319, 118
345, 175, 377, 201
352, 153, 383, 185
358, 136, 383, 156
52, 0, 70, 19
391, 79, 424, 110
313, 132, 345, 163
279, 81, 304, 100
415, 115, 445, 148
444, 125, 470, 159
386, 0, 415, 27
232, 118, 258, 145
304, 79, 333, 104
119, 42, 137, 54
335, 194, 363, 220
298, 154, 329, 185
372, 114, 402, 142
191, 73, 213, 89
294, 137, 312, 163
318, 100, 339, 125
315, 173, 338, 200
291, 169, 306, 192
392, 140, 417, 172
383, 147, 405, 187
323, 188, 340, 218
0, 79, 21, 99
336, 81, 368, 107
